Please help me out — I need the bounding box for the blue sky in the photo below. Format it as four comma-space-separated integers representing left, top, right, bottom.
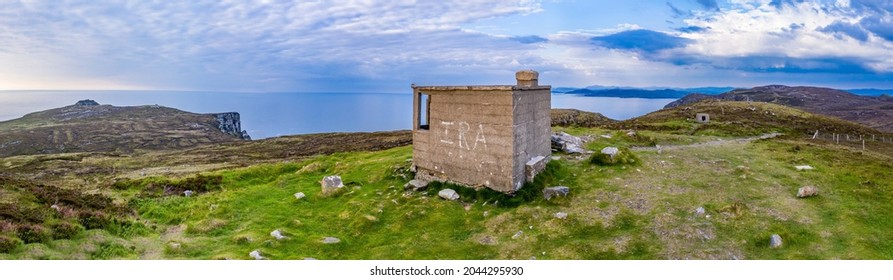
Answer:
0, 0, 891, 92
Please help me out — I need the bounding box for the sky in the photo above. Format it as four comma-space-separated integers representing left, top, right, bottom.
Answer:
0, 0, 892, 92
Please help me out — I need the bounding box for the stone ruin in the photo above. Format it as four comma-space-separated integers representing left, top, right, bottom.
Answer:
410, 70, 551, 194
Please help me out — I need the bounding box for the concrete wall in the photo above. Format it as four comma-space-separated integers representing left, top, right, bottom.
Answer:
412, 88, 517, 192
511, 88, 552, 190
412, 86, 551, 193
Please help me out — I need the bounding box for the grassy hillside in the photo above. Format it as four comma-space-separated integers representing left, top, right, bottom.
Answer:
2, 103, 892, 259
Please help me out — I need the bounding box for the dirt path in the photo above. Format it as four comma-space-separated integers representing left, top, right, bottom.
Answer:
631, 133, 782, 151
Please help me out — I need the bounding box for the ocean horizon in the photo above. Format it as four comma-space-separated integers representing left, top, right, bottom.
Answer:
0, 90, 675, 139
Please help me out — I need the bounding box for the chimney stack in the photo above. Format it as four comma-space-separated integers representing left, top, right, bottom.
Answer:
515, 70, 539, 87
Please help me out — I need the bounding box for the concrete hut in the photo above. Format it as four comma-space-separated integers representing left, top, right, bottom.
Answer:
696, 113, 710, 123
410, 70, 551, 194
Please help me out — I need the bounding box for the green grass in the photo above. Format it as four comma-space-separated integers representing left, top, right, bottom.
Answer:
2, 123, 893, 259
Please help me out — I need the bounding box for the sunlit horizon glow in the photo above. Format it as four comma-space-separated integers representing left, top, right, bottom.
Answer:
0, 0, 891, 92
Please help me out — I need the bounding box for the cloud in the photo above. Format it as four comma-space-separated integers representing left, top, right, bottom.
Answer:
819, 21, 869, 41
590, 29, 692, 53
0, 0, 543, 91
510, 35, 549, 44
696, 0, 720, 10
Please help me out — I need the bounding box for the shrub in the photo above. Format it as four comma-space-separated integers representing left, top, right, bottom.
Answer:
16, 224, 52, 244
51, 221, 84, 239
0, 235, 23, 253
590, 147, 639, 166
78, 211, 112, 230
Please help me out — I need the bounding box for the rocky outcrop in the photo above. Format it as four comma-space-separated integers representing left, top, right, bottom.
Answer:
74, 99, 100, 106
214, 113, 251, 140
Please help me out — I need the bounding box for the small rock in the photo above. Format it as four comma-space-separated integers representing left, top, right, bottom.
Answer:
551, 132, 586, 154
321, 175, 345, 195
483, 211, 489, 217
403, 179, 428, 191
271, 229, 286, 240
554, 212, 568, 219
695, 207, 706, 216
183, 190, 194, 197
463, 204, 472, 211
438, 189, 460, 201
626, 130, 637, 137
294, 192, 306, 200
770, 234, 783, 248
543, 186, 570, 200
169, 242, 181, 249
322, 237, 341, 244
304, 257, 317, 260
797, 186, 819, 198
551, 156, 561, 161
512, 231, 523, 239
600, 147, 620, 159
50, 204, 61, 211
794, 165, 814, 171
249, 250, 264, 260
600, 134, 612, 139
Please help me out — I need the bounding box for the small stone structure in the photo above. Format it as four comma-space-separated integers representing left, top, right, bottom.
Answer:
411, 70, 551, 193
696, 113, 710, 123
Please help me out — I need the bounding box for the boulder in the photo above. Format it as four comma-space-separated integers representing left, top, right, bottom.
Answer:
554, 212, 568, 219
543, 186, 570, 200
249, 250, 264, 260
270, 229, 286, 240
551, 132, 586, 154
795, 165, 814, 171
600, 147, 620, 159
438, 189, 460, 201
403, 179, 428, 191
322, 237, 341, 244
797, 186, 819, 198
770, 234, 783, 248
321, 175, 345, 195
294, 192, 306, 200
695, 207, 706, 216
183, 190, 194, 197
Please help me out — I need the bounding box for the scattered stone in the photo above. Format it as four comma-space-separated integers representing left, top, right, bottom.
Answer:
797, 186, 819, 198
554, 212, 568, 219
438, 189, 460, 201
525, 156, 548, 182
600, 134, 612, 139
626, 130, 637, 137
464, 204, 473, 211
551, 132, 586, 154
695, 207, 706, 216
364, 215, 378, 222
304, 257, 317, 260
50, 204, 61, 212
483, 211, 489, 217
249, 250, 264, 260
551, 156, 561, 161
183, 190, 194, 197
600, 147, 620, 159
322, 237, 341, 244
770, 234, 783, 248
795, 165, 814, 171
543, 186, 570, 200
321, 175, 345, 195
294, 192, 306, 200
271, 229, 286, 240
169, 242, 181, 249
512, 231, 523, 239
403, 179, 429, 191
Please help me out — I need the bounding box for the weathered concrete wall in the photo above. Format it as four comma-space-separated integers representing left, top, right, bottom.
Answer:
511, 88, 552, 190
413, 89, 517, 191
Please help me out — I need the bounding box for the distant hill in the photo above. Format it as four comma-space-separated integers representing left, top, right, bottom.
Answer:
666, 85, 893, 133
551, 109, 616, 127
555, 86, 736, 98
0, 100, 250, 157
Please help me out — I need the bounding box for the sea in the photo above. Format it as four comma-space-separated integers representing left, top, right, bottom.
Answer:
0, 91, 676, 139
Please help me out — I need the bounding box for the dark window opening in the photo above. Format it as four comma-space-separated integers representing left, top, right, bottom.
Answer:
701, 116, 707, 121
419, 93, 430, 130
